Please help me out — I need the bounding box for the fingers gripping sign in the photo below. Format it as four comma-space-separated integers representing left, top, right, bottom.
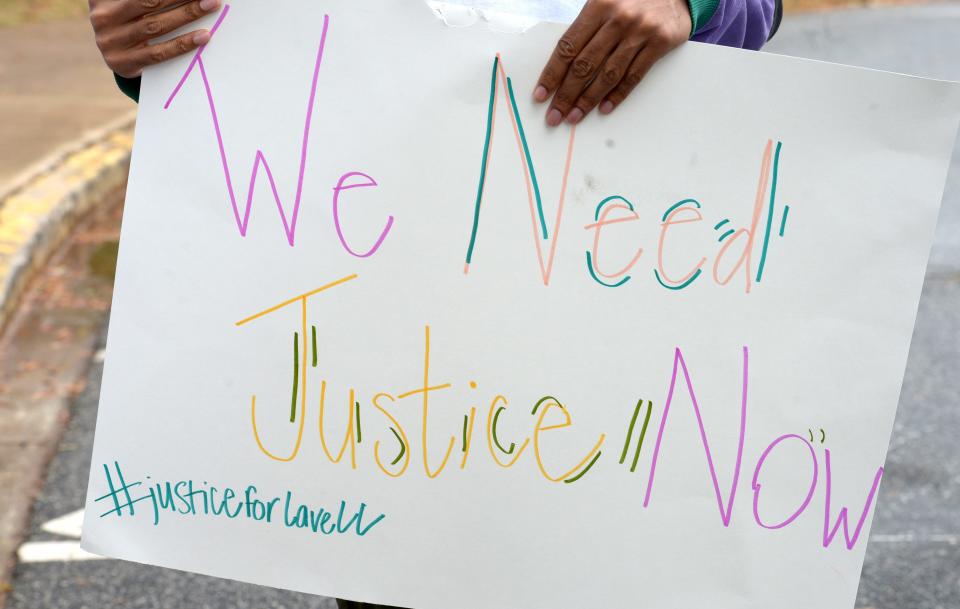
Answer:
533, 0, 693, 126
89, 0, 223, 78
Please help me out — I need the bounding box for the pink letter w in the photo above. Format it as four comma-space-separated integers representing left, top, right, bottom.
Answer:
163, 4, 330, 247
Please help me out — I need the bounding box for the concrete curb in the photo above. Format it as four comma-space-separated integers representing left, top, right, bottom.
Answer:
0, 111, 136, 335
0, 190, 126, 609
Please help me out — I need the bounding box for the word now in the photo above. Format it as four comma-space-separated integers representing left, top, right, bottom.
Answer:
236, 279, 884, 551
165, 5, 394, 253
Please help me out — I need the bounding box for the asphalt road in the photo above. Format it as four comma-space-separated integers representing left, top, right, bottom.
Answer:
6, 4, 960, 609
766, 6, 960, 607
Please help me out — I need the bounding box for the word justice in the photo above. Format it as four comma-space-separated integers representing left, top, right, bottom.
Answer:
235, 278, 884, 551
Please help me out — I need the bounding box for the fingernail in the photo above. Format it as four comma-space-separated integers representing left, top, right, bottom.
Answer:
567, 108, 584, 124
199, 0, 219, 10
546, 108, 563, 127
599, 100, 615, 115
192, 30, 211, 45
533, 85, 548, 103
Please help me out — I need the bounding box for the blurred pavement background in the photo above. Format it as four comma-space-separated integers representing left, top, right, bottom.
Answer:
0, 8, 132, 187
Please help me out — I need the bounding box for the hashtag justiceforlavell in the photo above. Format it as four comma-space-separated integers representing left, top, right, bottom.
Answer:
95, 461, 386, 536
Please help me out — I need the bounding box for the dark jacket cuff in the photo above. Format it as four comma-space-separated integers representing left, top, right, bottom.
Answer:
114, 73, 142, 103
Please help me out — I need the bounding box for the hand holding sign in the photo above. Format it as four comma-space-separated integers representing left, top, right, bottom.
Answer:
90, 0, 222, 78
533, 0, 693, 125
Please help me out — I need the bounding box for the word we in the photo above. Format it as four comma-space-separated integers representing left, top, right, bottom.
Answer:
166, 5, 393, 253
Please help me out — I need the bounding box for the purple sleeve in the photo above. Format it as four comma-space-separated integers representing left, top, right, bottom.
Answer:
691, 0, 778, 50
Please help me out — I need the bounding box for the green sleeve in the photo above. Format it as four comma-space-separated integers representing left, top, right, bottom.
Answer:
686, 0, 720, 35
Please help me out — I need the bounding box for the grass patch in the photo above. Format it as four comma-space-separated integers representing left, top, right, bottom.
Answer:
88, 240, 120, 282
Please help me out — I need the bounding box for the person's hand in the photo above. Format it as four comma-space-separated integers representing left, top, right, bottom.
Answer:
89, 0, 222, 78
533, 0, 692, 126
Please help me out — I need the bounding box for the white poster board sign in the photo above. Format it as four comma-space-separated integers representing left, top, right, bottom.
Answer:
82, 1, 960, 607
